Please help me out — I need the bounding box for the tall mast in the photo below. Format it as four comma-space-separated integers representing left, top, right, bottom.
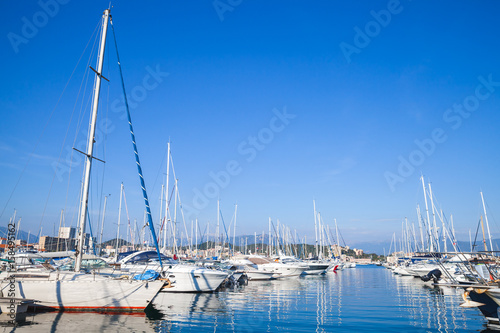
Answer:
318, 212, 322, 258
163, 141, 170, 250
75, 9, 109, 272
428, 182, 439, 252
335, 218, 339, 256
159, 184, 164, 247
481, 215, 488, 251
115, 183, 124, 257
480, 191, 494, 254
173, 178, 178, 253
233, 204, 237, 256
99, 195, 108, 253
416, 204, 425, 252
195, 218, 198, 257
56, 209, 64, 252
421, 175, 433, 252
440, 209, 447, 253
268, 217, 272, 256
313, 200, 318, 257
254, 232, 257, 254
216, 199, 220, 258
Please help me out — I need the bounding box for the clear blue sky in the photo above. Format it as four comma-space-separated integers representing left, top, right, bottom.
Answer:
1, 1, 500, 247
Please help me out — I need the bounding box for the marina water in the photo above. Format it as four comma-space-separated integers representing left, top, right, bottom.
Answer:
3, 266, 491, 332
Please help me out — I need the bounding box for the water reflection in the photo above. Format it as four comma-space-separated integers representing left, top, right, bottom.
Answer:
391, 268, 484, 332
0, 311, 151, 332
1, 267, 488, 332
150, 292, 228, 332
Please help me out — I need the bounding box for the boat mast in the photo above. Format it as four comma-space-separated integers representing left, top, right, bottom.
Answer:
420, 175, 433, 252
216, 199, 220, 257
313, 200, 318, 257
159, 184, 164, 247
427, 182, 440, 252
75, 9, 109, 272
173, 179, 178, 253
480, 191, 494, 254
195, 218, 198, 257
99, 195, 108, 253
416, 204, 425, 252
115, 183, 124, 257
56, 209, 63, 252
233, 204, 237, 256
163, 141, 170, 251
268, 217, 272, 257
335, 218, 340, 256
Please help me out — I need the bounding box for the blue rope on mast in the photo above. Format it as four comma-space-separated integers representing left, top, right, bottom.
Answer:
109, 18, 163, 268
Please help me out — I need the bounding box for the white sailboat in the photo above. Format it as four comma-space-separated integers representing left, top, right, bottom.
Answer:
0, 8, 163, 312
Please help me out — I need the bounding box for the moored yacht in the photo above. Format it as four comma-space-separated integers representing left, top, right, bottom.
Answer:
118, 251, 229, 292
247, 256, 308, 278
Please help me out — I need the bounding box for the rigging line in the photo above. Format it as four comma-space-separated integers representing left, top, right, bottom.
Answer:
122, 187, 133, 247
159, 182, 176, 235
39, 20, 99, 233
174, 183, 191, 252
59, 20, 101, 225
219, 210, 233, 255
150, 142, 169, 198
472, 217, 482, 252
484, 196, 499, 235
62, 60, 95, 216
110, 17, 163, 268
87, 209, 97, 256
95, 32, 112, 250
0, 19, 101, 222
37, 21, 102, 235
337, 227, 347, 248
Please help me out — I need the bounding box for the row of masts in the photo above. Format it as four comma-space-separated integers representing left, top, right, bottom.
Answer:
389, 175, 494, 257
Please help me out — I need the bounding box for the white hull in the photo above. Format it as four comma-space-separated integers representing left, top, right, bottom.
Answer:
246, 270, 277, 281
304, 263, 331, 275
162, 267, 228, 292
120, 263, 228, 292
1, 272, 163, 311
303, 269, 326, 275
258, 263, 308, 278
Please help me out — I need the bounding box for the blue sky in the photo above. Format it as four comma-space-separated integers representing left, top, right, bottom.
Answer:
1, 1, 500, 248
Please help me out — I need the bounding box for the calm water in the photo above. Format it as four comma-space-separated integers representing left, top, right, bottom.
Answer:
1, 266, 494, 332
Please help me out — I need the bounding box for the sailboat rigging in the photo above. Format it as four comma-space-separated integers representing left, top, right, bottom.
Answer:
1, 8, 164, 312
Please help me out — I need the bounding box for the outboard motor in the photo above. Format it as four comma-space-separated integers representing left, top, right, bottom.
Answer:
420, 269, 442, 283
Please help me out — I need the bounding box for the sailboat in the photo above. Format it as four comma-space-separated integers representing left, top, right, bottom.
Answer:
0, 8, 164, 311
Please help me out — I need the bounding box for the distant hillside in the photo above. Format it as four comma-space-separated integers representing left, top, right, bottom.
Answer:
0, 226, 39, 243
99, 238, 133, 248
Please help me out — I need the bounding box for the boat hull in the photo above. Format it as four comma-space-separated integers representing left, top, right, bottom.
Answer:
162, 268, 228, 292
1, 273, 163, 312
